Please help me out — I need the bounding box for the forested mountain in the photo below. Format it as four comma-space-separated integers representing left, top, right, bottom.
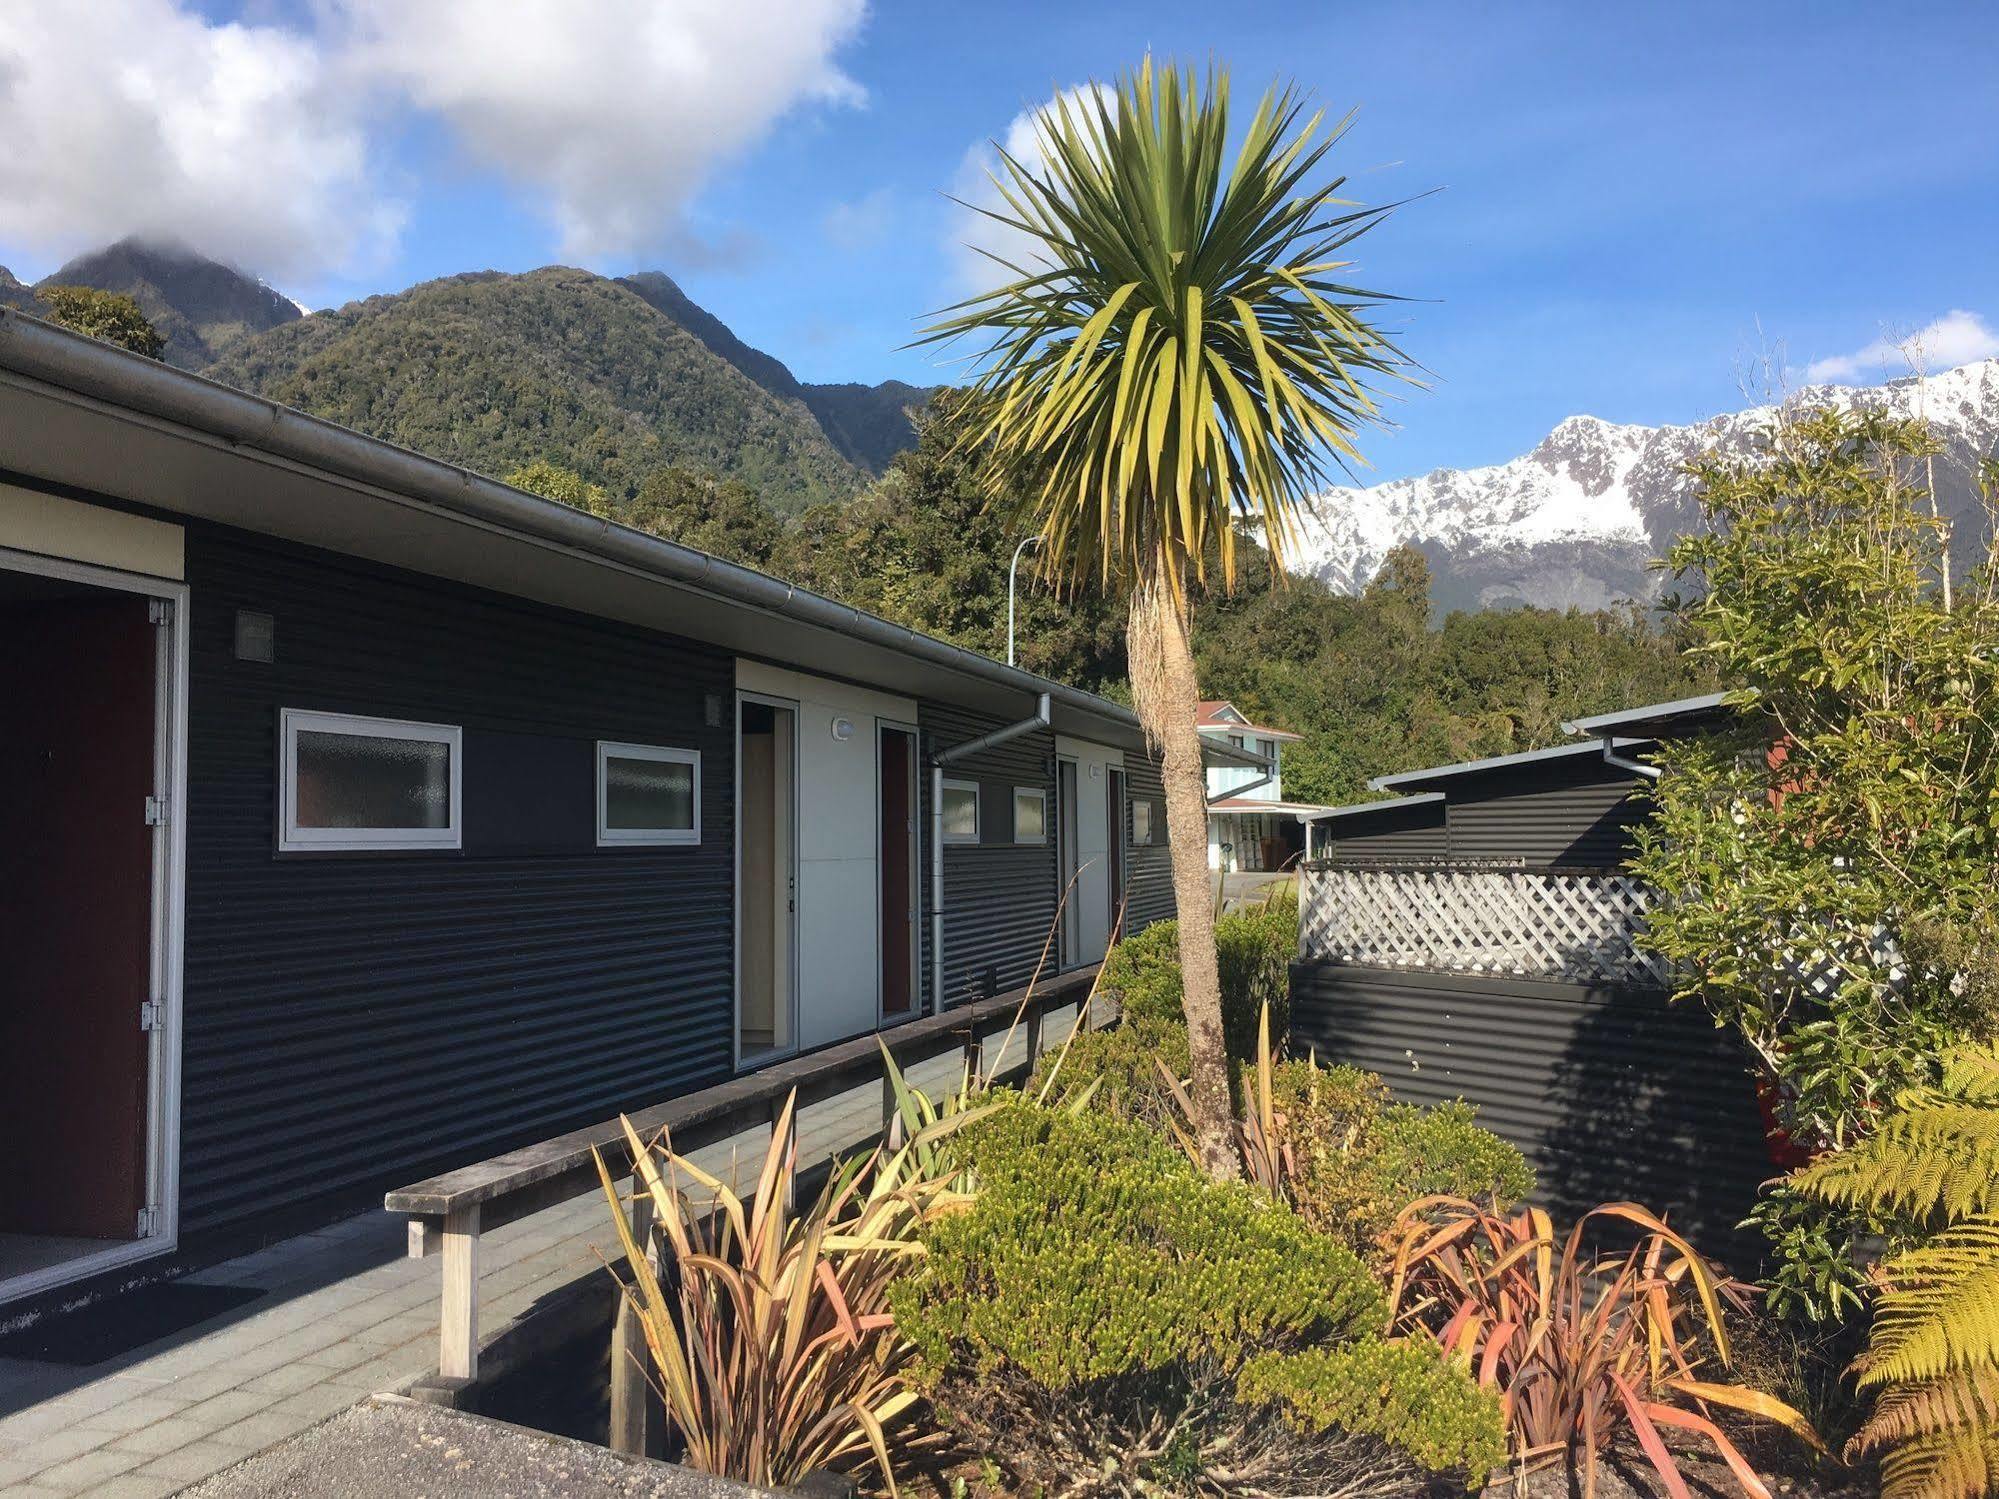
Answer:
617, 270, 935, 471
202, 267, 870, 514
29, 240, 931, 510
39, 237, 301, 367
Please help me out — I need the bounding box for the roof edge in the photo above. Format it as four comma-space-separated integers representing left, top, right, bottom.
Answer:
0, 308, 1140, 736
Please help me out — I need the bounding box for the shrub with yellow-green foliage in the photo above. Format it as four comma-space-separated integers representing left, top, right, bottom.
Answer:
1041, 894, 1296, 1128
893, 1100, 1480, 1495
1266, 1061, 1534, 1259
895, 1100, 1381, 1388
1104, 893, 1296, 1059
1028, 1011, 1190, 1130
1238, 1338, 1506, 1483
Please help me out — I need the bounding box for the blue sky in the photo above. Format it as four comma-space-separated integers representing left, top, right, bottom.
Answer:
2, 1, 1994, 483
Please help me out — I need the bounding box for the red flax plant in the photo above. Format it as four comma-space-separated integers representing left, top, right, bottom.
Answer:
593, 1093, 975, 1493
1385, 1198, 1821, 1498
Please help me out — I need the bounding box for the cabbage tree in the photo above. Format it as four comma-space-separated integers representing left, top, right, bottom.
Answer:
924, 58, 1405, 1176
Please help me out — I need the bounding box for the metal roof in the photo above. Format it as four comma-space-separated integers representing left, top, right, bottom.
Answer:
1561, 690, 1736, 739
0, 308, 1163, 750
1368, 739, 1617, 792
1299, 792, 1445, 822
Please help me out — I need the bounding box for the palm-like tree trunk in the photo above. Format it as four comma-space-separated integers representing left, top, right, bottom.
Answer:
1129, 578, 1240, 1180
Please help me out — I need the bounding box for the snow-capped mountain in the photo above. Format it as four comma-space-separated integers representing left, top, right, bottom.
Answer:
1294, 359, 1999, 614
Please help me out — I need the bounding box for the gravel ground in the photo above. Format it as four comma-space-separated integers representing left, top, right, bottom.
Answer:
179, 1397, 780, 1498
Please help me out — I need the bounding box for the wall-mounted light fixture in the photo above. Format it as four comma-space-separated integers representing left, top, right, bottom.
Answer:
831, 716, 855, 742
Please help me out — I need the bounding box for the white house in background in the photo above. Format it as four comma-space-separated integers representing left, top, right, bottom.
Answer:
1197, 700, 1333, 871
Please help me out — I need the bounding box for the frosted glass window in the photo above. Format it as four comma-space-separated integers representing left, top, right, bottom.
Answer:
942, 779, 980, 844
598, 742, 701, 846
1013, 787, 1046, 844
280, 710, 460, 851
1131, 800, 1154, 846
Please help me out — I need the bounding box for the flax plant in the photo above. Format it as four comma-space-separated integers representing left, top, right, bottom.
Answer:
922, 55, 1407, 1179
1386, 1198, 1820, 1497
593, 1094, 975, 1492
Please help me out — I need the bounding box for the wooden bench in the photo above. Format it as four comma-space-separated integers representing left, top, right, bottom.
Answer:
384, 965, 1109, 1391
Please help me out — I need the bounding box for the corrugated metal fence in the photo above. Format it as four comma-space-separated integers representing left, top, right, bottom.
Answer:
1291, 860, 1772, 1266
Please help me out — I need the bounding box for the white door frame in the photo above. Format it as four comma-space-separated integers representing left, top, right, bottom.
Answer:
874, 720, 920, 1029
0, 543, 187, 1305
733, 690, 800, 1072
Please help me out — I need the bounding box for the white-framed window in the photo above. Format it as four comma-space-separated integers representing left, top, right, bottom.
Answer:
1012, 786, 1046, 844
1131, 800, 1154, 846
279, 708, 461, 852
598, 741, 701, 846
941, 778, 981, 844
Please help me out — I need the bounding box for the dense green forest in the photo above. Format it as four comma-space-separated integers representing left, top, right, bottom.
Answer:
514, 398, 1711, 803
204, 267, 869, 514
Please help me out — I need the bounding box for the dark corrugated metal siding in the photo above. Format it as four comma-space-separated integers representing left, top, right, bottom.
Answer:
1290, 961, 1771, 1264
181, 526, 736, 1234
1122, 754, 1174, 931
1444, 759, 1649, 865
1320, 801, 1449, 866
918, 702, 1058, 1008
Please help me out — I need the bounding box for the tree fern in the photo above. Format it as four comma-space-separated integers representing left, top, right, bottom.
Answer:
1871, 1418, 1999, 1499
1795, 1106, 1999, 1221
1794, 1040, 1999, 1496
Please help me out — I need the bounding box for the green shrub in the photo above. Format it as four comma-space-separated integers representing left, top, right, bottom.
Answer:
1267, 1062, 1534, 1258
1238, 1338, 1507, 1482
893, 1099, 1482, 1495
1027, 1012, 1189, 1129
894, 1099, 1382, 1389
1100, 894, 1297, 1060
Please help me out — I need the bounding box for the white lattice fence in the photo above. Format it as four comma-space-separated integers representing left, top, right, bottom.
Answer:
1299, 864, 1669, 986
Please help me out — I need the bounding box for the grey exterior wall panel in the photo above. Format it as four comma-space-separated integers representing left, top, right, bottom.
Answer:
918, 702, 1059, 1009
181, 525, 737, 1234
1320, 802, 1450, 867
1290, 960, 1771, 1266
1121, 755, 1174, 932
1444, 761, 1648, 866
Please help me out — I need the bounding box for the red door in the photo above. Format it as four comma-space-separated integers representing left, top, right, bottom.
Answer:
0, 589, 156, 1240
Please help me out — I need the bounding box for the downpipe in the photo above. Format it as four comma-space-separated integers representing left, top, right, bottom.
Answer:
928, 694, 1051, 1014
1598, 736, 1660, 780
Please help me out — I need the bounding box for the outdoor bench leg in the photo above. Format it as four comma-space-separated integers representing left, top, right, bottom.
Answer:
439, 1202, 480, 1382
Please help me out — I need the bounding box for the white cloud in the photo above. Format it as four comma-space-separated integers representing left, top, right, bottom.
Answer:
335, 0, 868, 261
0, 0, 398, 279
0, 0, 867, 281
1805, 309, 1999, 384
947, 83, 1115, 295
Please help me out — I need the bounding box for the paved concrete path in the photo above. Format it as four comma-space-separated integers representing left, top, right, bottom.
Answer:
0, 1101, 907, 1499
0, 1190, 623, 1499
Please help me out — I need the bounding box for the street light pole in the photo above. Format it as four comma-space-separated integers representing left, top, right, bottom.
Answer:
1006, 534, 1040, 667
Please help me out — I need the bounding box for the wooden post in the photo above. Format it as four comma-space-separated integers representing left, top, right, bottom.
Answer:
1025, 1003, 1043, 1070
439, 1202, 480, 1382
609, 1169, 655, 1455
609, 1296, 648, 1454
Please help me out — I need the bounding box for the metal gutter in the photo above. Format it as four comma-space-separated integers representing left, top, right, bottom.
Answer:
1369, 739, 1613, 792
1299, 792, 1446, 822
1561, 690, 1734, 738
0, 308, 1143, 741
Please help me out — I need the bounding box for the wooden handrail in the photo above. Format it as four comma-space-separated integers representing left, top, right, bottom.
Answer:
387, 965, 1108, 1391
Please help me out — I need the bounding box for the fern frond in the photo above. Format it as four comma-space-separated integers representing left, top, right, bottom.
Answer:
1859, 1217, 1999, 1388
1794, 1105, 1999, 1222
1942, 1045, 1999, 1106
1875, 1417, 1999, 1499
1854, 1369, 1999, 1455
